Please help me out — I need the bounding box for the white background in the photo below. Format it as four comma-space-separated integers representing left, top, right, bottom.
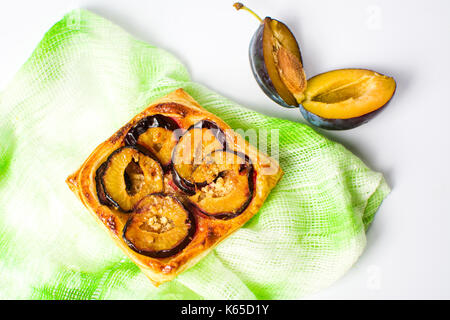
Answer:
1, 0, 449, 299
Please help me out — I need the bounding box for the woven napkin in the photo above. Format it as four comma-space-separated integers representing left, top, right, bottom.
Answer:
0, 9, 389, 299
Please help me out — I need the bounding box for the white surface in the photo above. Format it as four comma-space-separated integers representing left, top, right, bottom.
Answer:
1, 0, 449, 299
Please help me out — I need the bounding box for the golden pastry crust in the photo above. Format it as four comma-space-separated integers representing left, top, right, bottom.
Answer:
66, 89, 283, 286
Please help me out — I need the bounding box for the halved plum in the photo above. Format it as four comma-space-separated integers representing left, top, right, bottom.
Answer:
171, 120, 227, 195
235, 3, 306, 108
300, 69, 396, 129
123, 193, 196, 258
188, 150, 255, 220
125, 115, 180, 169
235, 3, 397, 130
96, 146, 164, 212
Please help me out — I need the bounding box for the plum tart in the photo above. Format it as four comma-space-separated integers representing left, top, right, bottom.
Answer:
66, 89, 283, 285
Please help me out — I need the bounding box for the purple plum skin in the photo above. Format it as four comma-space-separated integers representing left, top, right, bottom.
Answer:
299, 103, 388, 130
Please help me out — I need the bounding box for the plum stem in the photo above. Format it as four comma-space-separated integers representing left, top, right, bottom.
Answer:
233, 2, 262, 23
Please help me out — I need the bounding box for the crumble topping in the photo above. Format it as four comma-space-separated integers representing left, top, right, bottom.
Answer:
200, 176, 233, 199
141, 214, 174, 234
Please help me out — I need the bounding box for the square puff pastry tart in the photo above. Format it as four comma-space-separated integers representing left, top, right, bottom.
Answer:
66, 89, 283, 285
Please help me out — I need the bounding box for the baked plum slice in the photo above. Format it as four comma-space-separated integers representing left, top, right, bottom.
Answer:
125, 114, 180, 169
96, 146, 164, 212
188, 150, 255, 220
300, 69, 396, 130
123, 193, 196, 258
235, 2, 306, 108
171, 120, 227, 195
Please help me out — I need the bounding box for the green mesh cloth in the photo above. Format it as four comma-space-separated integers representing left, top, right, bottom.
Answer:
0, 9, 389, 300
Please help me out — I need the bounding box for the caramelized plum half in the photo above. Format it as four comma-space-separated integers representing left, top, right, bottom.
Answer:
123, 194, 195, 258
172, 120, 227, 195
125, 115, 180, 169
188, 150, 254, 220
235, 3, 306, 108
96, 146, 164, 212
300, 69, 396, 129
